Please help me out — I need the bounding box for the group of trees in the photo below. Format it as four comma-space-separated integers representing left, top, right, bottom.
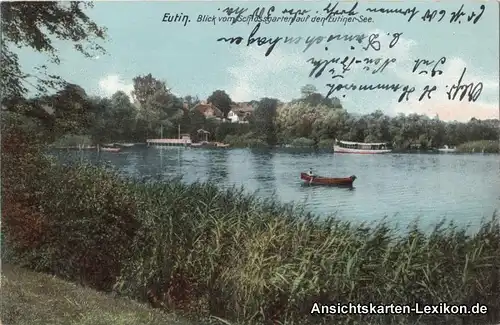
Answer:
5, 76, 499, 150
277, 85, 498, 149
1, 2, 498, 151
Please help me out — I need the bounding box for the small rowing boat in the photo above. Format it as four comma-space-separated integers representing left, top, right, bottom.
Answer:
215, 142, 230, 148
300, 173, 357, 186
100, 147, 121, 153
116, 143, 135, 148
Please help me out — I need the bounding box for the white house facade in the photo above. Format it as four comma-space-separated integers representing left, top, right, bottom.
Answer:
228, 110, 240, 123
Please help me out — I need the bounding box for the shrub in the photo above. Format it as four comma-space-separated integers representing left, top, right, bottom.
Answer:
290, 137, 315, 147
32, 164, 140, 291
224, 133, 267, 148
51, 134, 93, 148
317, 138, 333, 149
1, 119, 53, 259
2, 123, 139, 292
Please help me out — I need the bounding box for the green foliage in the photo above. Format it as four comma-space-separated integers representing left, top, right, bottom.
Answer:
215, 122, 250, 142
317, 138, 334, 149
129, 73, 184, 139
207, 90, 232, 118
50, 84, 97, 135
298, 84, 342, 109
457, 140, 499, 153
277, 100, 498, 150
3, 125, 500, 325
51, 134, 93, 148
1, 2, 106, 100
33, 164, 139, 291
252, 98, 279, 146
131, 74, 168, 108
289, 137, 315, 148
183, 95, 200, 109
300, 84, 317, 97
224, 133, 266, 148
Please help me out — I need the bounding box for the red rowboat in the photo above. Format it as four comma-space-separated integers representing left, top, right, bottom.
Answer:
300, 173, 357, 186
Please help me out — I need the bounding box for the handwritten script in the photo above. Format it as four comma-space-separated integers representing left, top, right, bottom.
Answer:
209, 1, 489, 103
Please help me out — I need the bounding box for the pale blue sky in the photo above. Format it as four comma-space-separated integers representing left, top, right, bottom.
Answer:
16, 1, 499, 121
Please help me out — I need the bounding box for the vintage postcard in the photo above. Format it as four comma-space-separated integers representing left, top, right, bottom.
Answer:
1, 1, 499, 325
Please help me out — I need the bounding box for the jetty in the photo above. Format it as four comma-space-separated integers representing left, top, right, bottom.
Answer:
147, 125, 192, 147
147, 137, 192, 147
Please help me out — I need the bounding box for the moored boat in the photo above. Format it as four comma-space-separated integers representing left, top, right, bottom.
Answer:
437, 145, 457, 153
191, 141, 230, 148
333, 139, 392, 154
53, 146, 96, 150
191, 141, 213, 148
115, 143, 135, 148
100, 147, 121, 152
300, 173, 357, 186
215, 142, 230, 148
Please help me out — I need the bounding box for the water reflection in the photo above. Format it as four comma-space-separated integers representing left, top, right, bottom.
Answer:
49, 148, 500, 231
207, 149, 229, 184
250, 149, 277, 198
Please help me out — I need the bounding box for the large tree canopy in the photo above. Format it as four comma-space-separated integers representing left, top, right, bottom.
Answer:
207, 90, 232, 118
253, 97, 279, 145
131, 74, 170, 108
1, 2, 107, 101
131, 73, 184, 137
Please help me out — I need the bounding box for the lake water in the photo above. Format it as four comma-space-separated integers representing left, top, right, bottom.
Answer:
55, 147, 500, 231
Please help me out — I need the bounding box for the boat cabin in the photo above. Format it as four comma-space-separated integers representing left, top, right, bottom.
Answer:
335, 140, 389, 150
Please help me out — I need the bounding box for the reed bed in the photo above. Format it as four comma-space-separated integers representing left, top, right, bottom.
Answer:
2, 128, 500, 325
457, 140, 499, 153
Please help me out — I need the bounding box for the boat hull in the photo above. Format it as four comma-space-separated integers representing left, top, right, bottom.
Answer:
300, 173, 356, 186
116, 143, 135, 148
191, 142, 230, 148
100, 147, 121, 152
333, 145, 392, 154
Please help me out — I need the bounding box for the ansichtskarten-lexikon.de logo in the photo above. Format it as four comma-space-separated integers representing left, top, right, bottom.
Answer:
310, 302, 489, 315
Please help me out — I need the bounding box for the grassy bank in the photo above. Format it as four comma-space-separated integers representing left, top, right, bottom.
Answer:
457, 140, 500, 153
1, 263, 189, 325
3, 126, 500, 325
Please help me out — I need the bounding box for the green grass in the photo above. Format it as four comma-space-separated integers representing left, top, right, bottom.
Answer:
3, 126, 500, 325
1, 264, 189, 325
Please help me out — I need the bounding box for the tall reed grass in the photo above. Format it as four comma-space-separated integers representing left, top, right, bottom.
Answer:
457, 140, 499, 153
2, 125, 500, 325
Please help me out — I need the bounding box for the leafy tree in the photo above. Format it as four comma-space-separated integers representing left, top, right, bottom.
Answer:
253, 98, 279, 145
207, 90, 232, 118
300, 84, 317, 98
29, 84, 96, 140
297, 85, 343, 109
109, 91, 137, 140
187, 109, 207, 141
88, 97, 112, 144
131, 74, 168, 109
131, 74, 182, 138
183, 95, 200, 109
1, 2, 106, 102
